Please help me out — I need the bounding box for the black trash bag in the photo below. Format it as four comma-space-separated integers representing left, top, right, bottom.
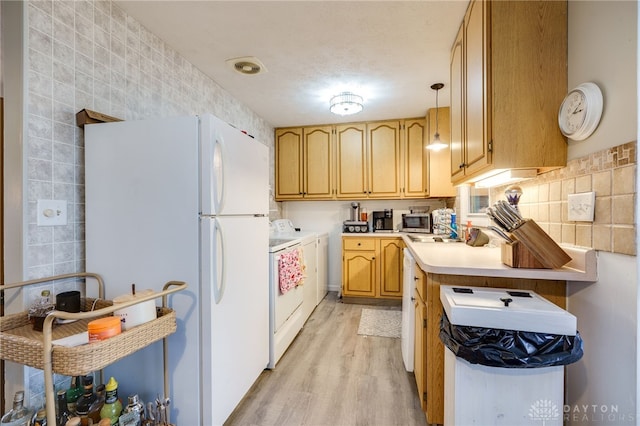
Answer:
439, 311, 583, 368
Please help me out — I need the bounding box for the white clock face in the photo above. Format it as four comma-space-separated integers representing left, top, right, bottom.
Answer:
558, 82, 603, 141
560, 91, 586, 134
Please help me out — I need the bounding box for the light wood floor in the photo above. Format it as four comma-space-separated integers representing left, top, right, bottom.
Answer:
225, 292, 428, 426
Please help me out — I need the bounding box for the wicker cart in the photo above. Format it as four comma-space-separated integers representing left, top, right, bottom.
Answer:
0, 272, 187, 425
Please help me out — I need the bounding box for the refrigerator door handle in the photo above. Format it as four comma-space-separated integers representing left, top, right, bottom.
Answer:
212, 217, 226, 304
212, 136, 225, 214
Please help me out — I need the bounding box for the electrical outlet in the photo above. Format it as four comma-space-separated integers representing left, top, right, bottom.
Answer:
37, 199, 68, 226
568, 192, 595, 222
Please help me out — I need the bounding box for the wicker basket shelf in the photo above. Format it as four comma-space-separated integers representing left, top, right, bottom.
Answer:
0, 272, 186, 425
0, 298, 176, 376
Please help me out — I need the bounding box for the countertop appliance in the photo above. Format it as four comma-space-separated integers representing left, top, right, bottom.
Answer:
401, 213, 432, 233
401, 248, 416, 372
372, 209, 394, 232
85, 114, 269, 426
343, 202, 368, 233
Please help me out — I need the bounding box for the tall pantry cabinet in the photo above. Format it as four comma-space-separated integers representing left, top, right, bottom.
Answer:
450, 0, 568, 184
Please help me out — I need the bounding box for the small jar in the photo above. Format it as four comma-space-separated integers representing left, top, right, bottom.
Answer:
88, 316, 121, 342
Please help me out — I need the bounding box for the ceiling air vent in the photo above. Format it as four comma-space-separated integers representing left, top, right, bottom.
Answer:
226, 56, 267, 75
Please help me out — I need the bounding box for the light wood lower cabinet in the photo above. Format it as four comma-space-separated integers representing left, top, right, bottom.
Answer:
341, 236, 404, 299
414, 267, 567, 425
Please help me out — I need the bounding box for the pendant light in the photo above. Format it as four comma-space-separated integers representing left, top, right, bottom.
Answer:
426, 83, 447, 151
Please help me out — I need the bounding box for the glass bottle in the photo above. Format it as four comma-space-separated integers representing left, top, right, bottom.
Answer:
122, 395, 145, 426
87, 384, 105, 424
32, 409, 47, 426
75, 375, 96, 426
1, 391, 34, 426
57, 389, 72, 426
66, 377, 83, 415
99, 377, 122, 426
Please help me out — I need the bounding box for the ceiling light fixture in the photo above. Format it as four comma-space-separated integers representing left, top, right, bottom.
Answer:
426, 83, 447, 151
330, 92, 364, 116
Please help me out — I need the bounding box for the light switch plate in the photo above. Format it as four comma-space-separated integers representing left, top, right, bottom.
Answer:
568, 192, 595, 222
37, 199, 68, 226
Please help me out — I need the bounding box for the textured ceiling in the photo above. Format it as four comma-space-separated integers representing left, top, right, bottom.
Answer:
115, 1, 468, 128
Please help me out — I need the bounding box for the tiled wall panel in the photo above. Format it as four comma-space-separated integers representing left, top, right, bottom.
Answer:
492, 141, 637, 256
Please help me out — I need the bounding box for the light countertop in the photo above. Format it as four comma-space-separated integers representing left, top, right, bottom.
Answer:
340, 232, 597, 282
401, 234, 597, 282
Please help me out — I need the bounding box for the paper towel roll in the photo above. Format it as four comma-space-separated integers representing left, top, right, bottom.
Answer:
113, 289, 157, 330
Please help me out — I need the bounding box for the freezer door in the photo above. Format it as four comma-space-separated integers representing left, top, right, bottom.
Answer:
200, 114, 269, 215
200, 215, 270, 425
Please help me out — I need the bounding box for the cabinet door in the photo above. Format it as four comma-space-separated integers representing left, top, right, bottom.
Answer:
464, 0, 492, 177
342, 250, 376, 297
378, 238, 403, 298
368, 121, 401, 198
414, 291, 427, 412
404, 119, 428, 198
303, 126, 334, 199
427, 108, 456, 197
450, 23, 465, 182
275, 128, 303, 199
336, 124, 367, 198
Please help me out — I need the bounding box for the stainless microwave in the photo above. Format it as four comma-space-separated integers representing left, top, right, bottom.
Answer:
401, 213, 432, 233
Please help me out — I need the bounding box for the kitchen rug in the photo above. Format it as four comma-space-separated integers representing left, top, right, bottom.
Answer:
357, 308, 402, 338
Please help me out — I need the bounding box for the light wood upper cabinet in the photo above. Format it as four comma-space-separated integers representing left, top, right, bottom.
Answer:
367, 121, 402, 198
336, 121, 401, 199
303, 126, 333, 199
427, 108, 456, 197
275, 128, 303, 199
276, 117, 453, 201
275, 126, 333, 200
336, 124, 367, 198
404, 118, 428, 198
450, 0, 568, 184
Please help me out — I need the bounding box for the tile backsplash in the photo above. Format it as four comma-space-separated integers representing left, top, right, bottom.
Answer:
491, 141, 637, 256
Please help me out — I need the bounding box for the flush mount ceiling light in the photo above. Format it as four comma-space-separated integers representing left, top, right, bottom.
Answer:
427, 83, 447, 151
330, 92, 364, 116
225, 56, 267, 75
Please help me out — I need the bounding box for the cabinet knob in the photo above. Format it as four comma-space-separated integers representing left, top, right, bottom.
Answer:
357, 243, 361, 246
414, 277, 419, 281
372, 257, 375, 260
459, 163, 465, 169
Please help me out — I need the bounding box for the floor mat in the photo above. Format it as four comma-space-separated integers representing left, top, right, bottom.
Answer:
357, 308, 402, 338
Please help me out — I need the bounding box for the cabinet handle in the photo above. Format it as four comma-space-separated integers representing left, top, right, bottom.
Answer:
357, 243, 361, 246
459, 163, 465, 169
372, 257, 375, 260
414, 277, 419, 281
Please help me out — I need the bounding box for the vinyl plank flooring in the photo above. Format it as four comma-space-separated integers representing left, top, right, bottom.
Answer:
225, 292, 427, 426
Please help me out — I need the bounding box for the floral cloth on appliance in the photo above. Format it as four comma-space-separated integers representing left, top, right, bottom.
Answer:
279, 248, 306, 294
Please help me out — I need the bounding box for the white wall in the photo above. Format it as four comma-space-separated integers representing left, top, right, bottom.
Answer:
565, 1, 638, 423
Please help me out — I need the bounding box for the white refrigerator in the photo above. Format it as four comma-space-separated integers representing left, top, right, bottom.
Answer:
85, 114, 269, 426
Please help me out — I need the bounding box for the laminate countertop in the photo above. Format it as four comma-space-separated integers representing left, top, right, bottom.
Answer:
400, 233, 597, 282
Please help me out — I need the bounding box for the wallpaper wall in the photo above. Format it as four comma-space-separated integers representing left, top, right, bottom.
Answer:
21, 0, 274, 404
25, 0, 274, 280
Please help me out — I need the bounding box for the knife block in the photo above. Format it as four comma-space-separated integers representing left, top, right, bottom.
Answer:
501, 240, 547, 268
501, 219, 572, 269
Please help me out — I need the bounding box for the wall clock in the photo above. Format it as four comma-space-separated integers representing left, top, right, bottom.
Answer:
558, 82, 603, 141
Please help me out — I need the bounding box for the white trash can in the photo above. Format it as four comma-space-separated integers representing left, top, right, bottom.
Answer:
440, 285, 582, 426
